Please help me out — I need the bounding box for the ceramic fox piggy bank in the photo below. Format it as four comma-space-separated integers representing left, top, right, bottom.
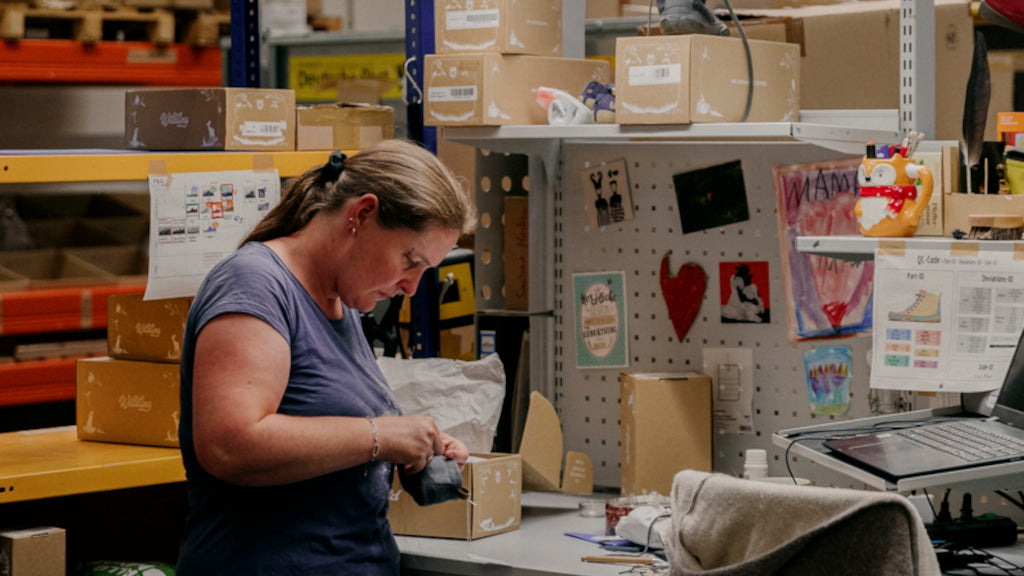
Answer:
854, 147, 933, 237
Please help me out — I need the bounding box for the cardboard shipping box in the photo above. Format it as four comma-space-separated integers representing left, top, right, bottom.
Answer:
620, 371, 712, 496
435, 0, 562, 56
388, 453, 521, 540
76, 356, 180, 448
730, 0, 973, 142
424, 54, 611, 126
107, 293, 191, 364
296, 103, 394, 151
0, 526, 66, 576
615, 35, 799, 125
125, 88, 296, 151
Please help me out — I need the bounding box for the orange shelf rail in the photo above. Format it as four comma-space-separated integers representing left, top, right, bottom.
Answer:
0, 40, 221, 85
0, 283, 145, 336
0, 357, 79, 407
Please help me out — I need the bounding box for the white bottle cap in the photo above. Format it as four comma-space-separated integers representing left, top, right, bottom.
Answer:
742, 449, 768, 480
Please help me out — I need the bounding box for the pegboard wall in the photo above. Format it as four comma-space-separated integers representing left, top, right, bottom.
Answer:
471, 140, 943, 493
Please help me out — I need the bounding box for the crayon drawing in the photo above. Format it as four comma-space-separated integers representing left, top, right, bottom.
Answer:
774, 159, 874, 341
803, 346, 852, 416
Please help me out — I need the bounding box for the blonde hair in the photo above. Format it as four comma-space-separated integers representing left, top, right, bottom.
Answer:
243, 139, 476, 245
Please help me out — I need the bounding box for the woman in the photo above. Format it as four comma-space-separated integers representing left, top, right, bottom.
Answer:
176, 139, 476, 575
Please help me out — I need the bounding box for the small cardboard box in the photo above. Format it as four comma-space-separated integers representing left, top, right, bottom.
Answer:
107, 293, 191, 364
620, 371, 712, 496
615, 34, 800, 125
76, 356, 180, 448
0, 526, 66, 576
388, 453, 522, 540
295, 103, 394, 151
729, 0, 973, 142
435, 0, 561, 56
424, 54, 611, 126
125, 88, 296, 151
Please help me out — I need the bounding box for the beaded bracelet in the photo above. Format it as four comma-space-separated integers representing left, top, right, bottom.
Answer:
367, 417, 381, 462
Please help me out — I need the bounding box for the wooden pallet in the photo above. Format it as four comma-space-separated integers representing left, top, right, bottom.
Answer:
0, 2, 174, 44
177, 8, 227, 47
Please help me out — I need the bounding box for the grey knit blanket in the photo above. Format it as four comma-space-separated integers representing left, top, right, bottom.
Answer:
663, 470, 940, 576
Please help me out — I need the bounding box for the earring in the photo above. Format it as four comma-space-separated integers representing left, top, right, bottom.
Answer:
349, 217, 356, 237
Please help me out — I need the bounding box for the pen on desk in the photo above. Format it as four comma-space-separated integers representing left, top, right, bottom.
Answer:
581, 555, 654, 565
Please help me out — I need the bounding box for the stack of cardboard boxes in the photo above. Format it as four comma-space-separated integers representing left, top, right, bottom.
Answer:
423, 0, 611, 126
123, 87, 394, 152
76, 294, 190, 448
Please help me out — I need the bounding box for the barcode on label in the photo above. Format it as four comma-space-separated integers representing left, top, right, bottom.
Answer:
428, 86, 478, 102
447, 9, 500, 30
628, 64, 682, 87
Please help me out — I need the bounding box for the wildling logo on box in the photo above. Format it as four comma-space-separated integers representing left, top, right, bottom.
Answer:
135, 322, 162, 339
119, 394, 153, 412
160, 111, 190, 128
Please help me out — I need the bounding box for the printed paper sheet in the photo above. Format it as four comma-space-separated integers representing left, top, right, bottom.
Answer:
145, 169, 280, 300
872, 248, 1024, 392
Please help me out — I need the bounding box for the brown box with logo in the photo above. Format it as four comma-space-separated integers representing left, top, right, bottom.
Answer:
107, 293, 191, 364
424, 54, 611, 126
295, 103, 394, 151
615, 34, 799, 125
76, 356, 180, 448
387, 453, 521, 539
620, 371, 712, 496
125, 88, 296, 151
0, 527, 66, 576
435, 0, 561, 56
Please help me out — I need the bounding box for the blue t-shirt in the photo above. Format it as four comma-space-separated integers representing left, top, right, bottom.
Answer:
177, 242, 402, 576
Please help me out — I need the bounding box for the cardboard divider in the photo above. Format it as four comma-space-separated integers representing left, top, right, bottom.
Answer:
518, 391, 593, 495
0, 249, 116, 290
65, 246, 148, 284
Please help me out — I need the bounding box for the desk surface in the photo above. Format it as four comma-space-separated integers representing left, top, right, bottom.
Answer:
0, 425, 185, 504
397, 492, 662, 576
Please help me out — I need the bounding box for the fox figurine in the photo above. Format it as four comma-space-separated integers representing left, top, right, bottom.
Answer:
855, 145, 933, 237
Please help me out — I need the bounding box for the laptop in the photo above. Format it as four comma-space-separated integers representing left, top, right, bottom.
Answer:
823, 329, 1024, 482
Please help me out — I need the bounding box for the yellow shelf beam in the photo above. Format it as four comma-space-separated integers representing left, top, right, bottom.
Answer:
0, 427, 185, 503
0, 150, 352, 184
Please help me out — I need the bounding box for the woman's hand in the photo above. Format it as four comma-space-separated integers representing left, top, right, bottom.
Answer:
375, 415, 446, 474
439, 432, 469, 469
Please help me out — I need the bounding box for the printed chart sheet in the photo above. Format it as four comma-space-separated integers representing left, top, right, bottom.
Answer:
145, 169, 280, 300
872, 248, 1024, 392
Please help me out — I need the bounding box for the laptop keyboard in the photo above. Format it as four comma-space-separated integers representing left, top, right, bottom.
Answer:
896, 421, 1024, 462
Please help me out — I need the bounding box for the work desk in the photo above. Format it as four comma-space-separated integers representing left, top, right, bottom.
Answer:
397, 491, 661, 576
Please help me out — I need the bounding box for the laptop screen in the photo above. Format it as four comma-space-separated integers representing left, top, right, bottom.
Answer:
992, 328, 1024, 428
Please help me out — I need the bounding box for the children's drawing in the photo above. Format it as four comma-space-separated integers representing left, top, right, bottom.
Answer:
803, 346, 851, 416
719, 261, 770, 324
774, 159, 874, 341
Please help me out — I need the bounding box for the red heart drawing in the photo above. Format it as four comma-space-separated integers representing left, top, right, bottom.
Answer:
659, 253, 707, 341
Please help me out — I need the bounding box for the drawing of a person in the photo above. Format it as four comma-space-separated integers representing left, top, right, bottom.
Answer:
722, 264, 766, 323
609, 173, 624, 223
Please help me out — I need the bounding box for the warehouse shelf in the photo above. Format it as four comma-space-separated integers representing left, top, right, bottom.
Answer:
0, 149, 337, 184
0, 358, 80, 408
0, 282, 146, 336
795, 235, 1024, 260
0, 426, 184, 503
0, 40, 222, 85
440, 110, 901, 156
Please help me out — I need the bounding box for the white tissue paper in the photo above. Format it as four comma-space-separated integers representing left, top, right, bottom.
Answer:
615, 505, 672, 550
378, 353, 506, 453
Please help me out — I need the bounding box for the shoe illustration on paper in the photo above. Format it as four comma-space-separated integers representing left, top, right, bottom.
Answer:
887, 290, 941, 323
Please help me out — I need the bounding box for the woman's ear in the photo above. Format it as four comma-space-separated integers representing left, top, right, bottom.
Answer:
351, 194, 380, 228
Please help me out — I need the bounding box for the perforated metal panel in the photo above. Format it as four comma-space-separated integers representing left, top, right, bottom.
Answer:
471, 139, 928, 491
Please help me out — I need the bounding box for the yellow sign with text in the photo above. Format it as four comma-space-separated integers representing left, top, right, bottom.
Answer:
289, 53, 405, 102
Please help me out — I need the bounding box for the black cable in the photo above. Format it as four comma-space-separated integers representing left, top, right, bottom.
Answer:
922, 487, 940, 520
720, 0, 753, 122
995, 490, 1024, 513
